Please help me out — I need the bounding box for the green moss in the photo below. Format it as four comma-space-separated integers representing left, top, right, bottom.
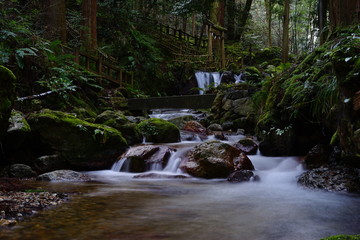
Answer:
321, 235, 360, 240
0, 65, 16, 139
138, 118, 180, 143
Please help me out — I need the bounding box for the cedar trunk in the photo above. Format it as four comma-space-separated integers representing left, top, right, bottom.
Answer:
82, 0, 97, 49
43, 0, 67, 43
282, 0, 290, 63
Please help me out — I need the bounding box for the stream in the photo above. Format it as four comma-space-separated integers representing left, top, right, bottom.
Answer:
1, 110, 360, 240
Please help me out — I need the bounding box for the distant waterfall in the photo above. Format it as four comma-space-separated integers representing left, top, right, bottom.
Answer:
195, 71, 222, 94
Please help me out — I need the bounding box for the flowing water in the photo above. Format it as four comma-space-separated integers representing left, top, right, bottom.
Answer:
195, 71, 222, 94
1, 111, 359, 240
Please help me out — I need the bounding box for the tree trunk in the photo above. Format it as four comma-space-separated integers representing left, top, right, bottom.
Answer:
318, 0, 328, 44
265, 0, 272, 47
238, 0, 253, 41
226, 0, 236, 40
82, 0, 97, 49
43, 0, 67, 43
329, 0, 360, 29
282, 0, 290, 63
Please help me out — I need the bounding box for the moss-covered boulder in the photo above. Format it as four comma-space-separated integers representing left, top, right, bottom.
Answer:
180, 141, 240, 179
27, 109, 128, 170
0, 66, 16, 141
95, 110, 142, 145
3, 110, 31, 152
138, 118, 180, 143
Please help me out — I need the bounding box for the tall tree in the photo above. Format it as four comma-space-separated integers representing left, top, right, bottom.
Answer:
282, 0, 290, 63
318, 0, 328, 44
43, 0, 67, 43
82, 0, 97, 49
238, 0, 254, 41
265, 0, 273, 46
329, 0, 360, 29
226, 0, 236, 40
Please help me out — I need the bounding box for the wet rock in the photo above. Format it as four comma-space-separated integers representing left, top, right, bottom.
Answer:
297, 167, 360, 193
304, 144, 332, 169
27, 109, 128, 170
214, 131, 227, 140
120, 145, 175, 172
138, 118, 180, 143
34, 155, 67, 174
37, 170, 91, 182
234, 138, 258, 155
207, 123, 223, 131
133, 173, 188, 179
8, 164, 36, 179
95, 110, 142, 146
167, 115, 196, 129
182, 121, 210, 135
227, 170, 259, 183
180, 141, 240, 179
234, 152, 255, 171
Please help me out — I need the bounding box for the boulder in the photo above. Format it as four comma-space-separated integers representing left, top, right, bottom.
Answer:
234, 152, 255, 171
27, 109, 128, 170
95, 110, 142, 146
304, 144, 332, 169
182, 121, 210, 135
227, 170, 259, 183
33, 155, 67, 173
119, 145, 175, 172
207, 123, 223, 131
180, 141, 240, 179
298, 167, 360, 193
167, 115, 196, 129
37, 170, 91, 182
3, 110, 31, 152
234, 138, 258, 155
0, 66, 16, 141
7, 164, 37, 178
138, 118, 180, 143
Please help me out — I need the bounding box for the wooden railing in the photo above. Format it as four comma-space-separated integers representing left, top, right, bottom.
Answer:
63, 46, 133, 87
157, 23, 208, 49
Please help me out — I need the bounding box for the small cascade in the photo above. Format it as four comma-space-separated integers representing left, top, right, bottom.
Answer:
234, 73, 245, 83
195, 71, 222, 94
163, 147, 192, 173
111, 157, 129, 172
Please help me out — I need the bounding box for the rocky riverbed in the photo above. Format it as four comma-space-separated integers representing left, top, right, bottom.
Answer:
0, 178, 72, 227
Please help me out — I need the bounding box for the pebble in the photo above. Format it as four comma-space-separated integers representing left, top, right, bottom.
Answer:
0, 190, 70, 227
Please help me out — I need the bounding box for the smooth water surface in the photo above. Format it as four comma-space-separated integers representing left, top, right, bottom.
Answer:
1, 154, 359, 240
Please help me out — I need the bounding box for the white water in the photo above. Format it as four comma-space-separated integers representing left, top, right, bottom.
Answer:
195, 71, 222, 94
234, 73, 245, 83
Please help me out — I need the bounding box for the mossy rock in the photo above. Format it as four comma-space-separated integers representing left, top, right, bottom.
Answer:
0, 66, 16, 140
95, 110, 142, 145
3, 110, 31, 152
138, 118, 180, 143
27, 109, 128, 170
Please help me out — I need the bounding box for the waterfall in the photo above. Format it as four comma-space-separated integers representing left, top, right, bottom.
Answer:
195, 71, 222, 94
111, 157, 130, 172
234, 73, 245, 83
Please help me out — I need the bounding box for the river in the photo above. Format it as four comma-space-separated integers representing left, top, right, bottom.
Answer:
0, 110, 359, 240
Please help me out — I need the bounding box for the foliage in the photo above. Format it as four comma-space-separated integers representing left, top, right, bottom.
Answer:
321, 235, 360, 240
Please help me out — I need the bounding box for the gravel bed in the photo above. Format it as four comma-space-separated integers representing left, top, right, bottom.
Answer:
0, 178, 72, 227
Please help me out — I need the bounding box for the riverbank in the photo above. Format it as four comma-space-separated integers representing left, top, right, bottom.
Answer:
0, 178, 72, 227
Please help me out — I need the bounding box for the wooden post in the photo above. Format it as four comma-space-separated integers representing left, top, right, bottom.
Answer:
221, 30, 225, 68
208, 25, 213, 62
